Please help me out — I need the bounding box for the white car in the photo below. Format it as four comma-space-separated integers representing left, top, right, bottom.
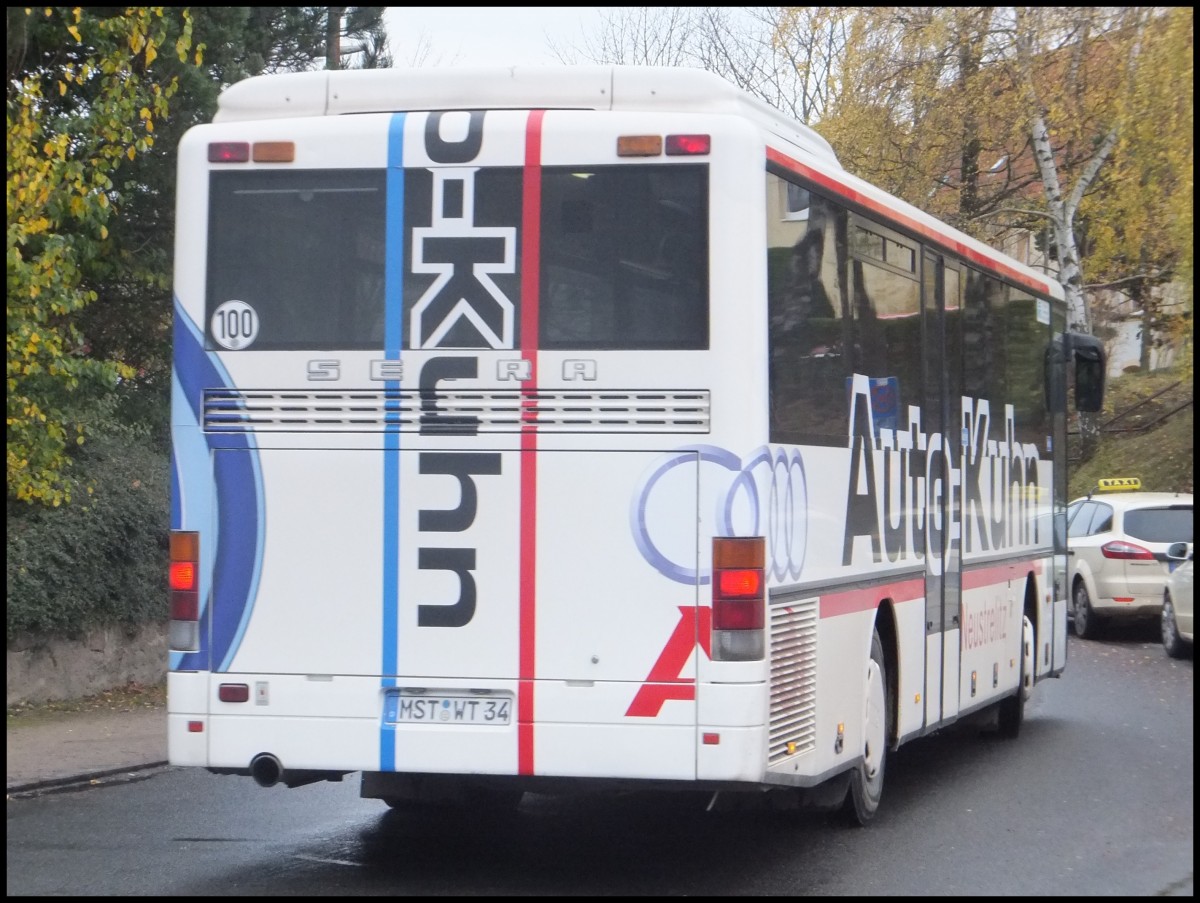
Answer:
1161, 541, 1193, 658
1066, 482, 1194, 639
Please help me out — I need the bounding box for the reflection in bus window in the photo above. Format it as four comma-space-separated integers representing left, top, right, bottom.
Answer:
767, 173, 920, 446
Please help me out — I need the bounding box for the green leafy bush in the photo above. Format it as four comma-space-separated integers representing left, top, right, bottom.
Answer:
7, 393, 169, 642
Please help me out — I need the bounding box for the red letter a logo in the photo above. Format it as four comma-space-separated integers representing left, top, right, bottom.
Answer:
625, 606, 712, 717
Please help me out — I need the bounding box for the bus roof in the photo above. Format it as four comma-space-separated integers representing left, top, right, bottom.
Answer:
213, 65, 840, 168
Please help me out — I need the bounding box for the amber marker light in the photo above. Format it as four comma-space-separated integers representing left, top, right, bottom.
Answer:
617, 135, 663, 157
253, 141, 295, 162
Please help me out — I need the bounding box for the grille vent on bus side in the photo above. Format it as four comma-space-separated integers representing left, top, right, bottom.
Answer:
202, 389, 711, 434
768, 598, 819, 764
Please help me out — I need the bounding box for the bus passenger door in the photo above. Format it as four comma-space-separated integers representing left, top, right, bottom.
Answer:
922, 252, 963, 728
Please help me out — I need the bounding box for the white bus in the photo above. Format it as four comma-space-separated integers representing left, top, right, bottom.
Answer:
168, 65, 1105, 824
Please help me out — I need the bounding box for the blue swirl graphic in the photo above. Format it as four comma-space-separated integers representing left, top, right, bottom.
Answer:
170, 299, 264, 673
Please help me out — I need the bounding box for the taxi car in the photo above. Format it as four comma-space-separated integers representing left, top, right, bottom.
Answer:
1161, 541, 1193, 658
1066, 478, 1194, 639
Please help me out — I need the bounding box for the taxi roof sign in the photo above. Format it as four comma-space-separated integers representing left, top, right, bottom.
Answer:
1097, 477, 1141, 491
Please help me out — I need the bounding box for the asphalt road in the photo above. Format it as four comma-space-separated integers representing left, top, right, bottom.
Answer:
6, 630, 1193, 896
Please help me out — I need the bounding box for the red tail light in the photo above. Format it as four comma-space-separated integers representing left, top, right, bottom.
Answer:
1101, 540, 1155, 560
712, 537, 766, 660
169, 531, 200, 651
665, 134, 711, 156
717, 568, 762, 599
169, 561, 196, 591
208, 141, 249, 163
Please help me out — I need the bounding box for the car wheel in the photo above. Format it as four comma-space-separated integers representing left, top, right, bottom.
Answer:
843, 629, 890, 826
998, 614, 1033, 738
1162, 592, 1188, 659
1072, 580, 1100, 639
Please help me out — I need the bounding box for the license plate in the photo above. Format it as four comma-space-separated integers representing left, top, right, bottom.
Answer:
384, 692, 512, 725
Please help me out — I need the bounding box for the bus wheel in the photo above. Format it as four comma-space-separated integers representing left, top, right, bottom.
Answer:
844, 629, 890, 826
998, 614, 1033, 738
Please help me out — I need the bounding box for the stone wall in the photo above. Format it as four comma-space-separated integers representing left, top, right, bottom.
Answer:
6, 623, 167, 707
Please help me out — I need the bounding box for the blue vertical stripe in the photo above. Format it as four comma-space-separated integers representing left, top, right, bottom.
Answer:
380, 112, 407, 770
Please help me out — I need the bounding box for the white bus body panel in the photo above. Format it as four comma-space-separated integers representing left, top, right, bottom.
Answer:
171, 67, 1068, 796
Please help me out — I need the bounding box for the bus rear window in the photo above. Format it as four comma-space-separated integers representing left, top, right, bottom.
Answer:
539, 164, 708, 350
206, 169, 386, 351
205, 163, 708, 352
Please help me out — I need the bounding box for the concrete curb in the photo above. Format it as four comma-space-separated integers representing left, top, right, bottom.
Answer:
7, 761, 169, 797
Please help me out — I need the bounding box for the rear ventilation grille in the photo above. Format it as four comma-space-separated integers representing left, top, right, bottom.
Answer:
202, 389, 710, 434
768, 598, 818, 764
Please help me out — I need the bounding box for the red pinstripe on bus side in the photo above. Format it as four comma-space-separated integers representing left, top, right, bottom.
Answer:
518, 109, 545, 776
817, 560, 1046, 619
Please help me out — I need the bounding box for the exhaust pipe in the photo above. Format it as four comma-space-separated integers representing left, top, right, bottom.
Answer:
249, 753, 349, 789
250, 753, 283, 788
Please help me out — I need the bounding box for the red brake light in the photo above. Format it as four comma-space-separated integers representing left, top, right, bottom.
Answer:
169, 561, 196, 591
1101, 540, 1155, 560
208, 141, 250, 163
717, 568, 762, 598
665, 134, 711, 156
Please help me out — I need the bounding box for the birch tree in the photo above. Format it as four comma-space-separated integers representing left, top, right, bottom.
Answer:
812, 7, 1186, 339
1009, 6, 1146, 334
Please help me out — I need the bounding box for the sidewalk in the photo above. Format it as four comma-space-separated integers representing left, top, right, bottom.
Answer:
6, 705, 168, 795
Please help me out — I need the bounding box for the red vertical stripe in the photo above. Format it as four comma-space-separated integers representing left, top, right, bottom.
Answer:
518, 110, 545, 776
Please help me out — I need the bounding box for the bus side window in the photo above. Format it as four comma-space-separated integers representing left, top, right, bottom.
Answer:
767, 173, 847, 447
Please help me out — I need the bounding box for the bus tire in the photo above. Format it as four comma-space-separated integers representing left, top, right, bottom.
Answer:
998, 614, 1034, 738
844, 628, 890, 826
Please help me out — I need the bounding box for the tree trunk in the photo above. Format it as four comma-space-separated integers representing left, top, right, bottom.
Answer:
325, 7, 344, 70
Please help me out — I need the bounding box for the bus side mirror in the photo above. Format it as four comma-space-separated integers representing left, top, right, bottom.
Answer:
1046, 333, 1105, 414
1069, 333, 1105, 413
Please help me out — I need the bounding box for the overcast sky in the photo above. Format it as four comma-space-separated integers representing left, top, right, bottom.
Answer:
384, 7, 609, 68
